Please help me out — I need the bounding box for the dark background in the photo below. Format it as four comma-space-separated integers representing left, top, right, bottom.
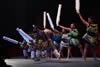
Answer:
0, 0, 100, 57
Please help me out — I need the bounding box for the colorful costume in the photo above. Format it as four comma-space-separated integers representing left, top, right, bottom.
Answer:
20, 40, 29, 58
83, 24, 98, 47
52, 34, 61, 50
68, 29, 79, 46
60, 34, 69, 47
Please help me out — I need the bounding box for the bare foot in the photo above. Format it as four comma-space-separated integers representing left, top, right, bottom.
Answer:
66, 58, 69, 62
84, 59, 87, 64
94, 58, 100, 61
58, 57, 61, 62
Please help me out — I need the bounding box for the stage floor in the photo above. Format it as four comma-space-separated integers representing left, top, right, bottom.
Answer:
5, 57, 100, 67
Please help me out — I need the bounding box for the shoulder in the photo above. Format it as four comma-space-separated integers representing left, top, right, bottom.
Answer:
91, 24, 97, 26
89, 24, 98, 28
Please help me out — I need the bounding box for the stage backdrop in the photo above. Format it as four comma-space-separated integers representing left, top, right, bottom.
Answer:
0, 0, 100, 57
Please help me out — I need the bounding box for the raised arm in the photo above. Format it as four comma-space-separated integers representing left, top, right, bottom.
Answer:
58, 25, 71, 31
78, 12, 89, 27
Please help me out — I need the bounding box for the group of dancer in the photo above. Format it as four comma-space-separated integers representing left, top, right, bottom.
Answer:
2, 1, 98, 63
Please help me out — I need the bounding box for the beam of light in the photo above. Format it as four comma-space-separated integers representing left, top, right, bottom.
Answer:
16, 28, 32, 43
56, 4, 62, 26
18, 30, 30, 43
47, 13, 54, 30
3, 36, 19, 44
17, 28, 33, 41
75, 0, 80, 13
43, 11, 46, 29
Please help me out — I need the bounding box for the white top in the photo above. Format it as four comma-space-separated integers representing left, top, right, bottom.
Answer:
60, 34, 69, 47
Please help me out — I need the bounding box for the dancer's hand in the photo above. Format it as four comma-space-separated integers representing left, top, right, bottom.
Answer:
77, 11, 81, 16
58, 24, 62, 28
32, 24, 36, 28
58, 24, 60, 27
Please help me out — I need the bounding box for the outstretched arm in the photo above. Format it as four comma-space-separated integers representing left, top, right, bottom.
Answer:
58, 25, 71, 31
77, 12, 89, 27
54, 29, 62, 34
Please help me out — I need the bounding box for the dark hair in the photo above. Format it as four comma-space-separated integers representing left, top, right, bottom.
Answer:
88, 16, 96, 23
71, 23, 76, 28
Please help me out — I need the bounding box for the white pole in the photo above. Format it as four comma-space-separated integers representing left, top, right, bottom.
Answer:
75, 0, 80, 13
3, 36, 19, 44
46, 13, 54, 30
16, 28, 33, 43
43, 11, 46, 29
56, 4, 62, 26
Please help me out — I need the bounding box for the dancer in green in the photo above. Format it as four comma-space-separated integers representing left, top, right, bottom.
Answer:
58, 24, 83, 61
77, 12, 98, 62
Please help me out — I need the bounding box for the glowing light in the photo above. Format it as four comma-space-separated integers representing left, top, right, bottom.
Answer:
56, 4, 62, 26
47, 13, 54, 30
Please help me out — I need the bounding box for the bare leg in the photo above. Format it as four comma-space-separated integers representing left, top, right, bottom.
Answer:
83, 43, 88, 63
59, 46, 64, 61
46, 33, 60, 59
79, 44, 84, 57
33, 46, 36, 59
51, 50, 53, 58
91, 46, 97, 60
67, 47, 71, 61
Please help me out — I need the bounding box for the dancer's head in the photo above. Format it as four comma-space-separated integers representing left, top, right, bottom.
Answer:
70, 23, 75, 29
88, 16, 95, 24
33, 25, 38, 33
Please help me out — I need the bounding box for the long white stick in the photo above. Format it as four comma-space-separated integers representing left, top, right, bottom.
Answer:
56, 4, 62, 26
3, 36, 19, 44
16, 28, 32, 43
18, 30, 30, 43
18, 28, 33, 40
75, 0, 80, 13
47, 13, 54, 30
43, 11, 46, 28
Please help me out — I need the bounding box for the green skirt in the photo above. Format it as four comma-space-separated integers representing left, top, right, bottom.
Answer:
69, 38, 79, 46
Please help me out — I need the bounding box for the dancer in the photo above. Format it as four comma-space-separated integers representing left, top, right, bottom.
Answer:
44, 29, 60, 58
3, 36, 29, 59
52, 29, 62, 51
58, 23, 84, 61
31, 25, 41, 61
77, 12, 98, 62
58, 28, 69, 61
36, 29, 48, 58
19, 40, 29, 59
38, 39, 47, 58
